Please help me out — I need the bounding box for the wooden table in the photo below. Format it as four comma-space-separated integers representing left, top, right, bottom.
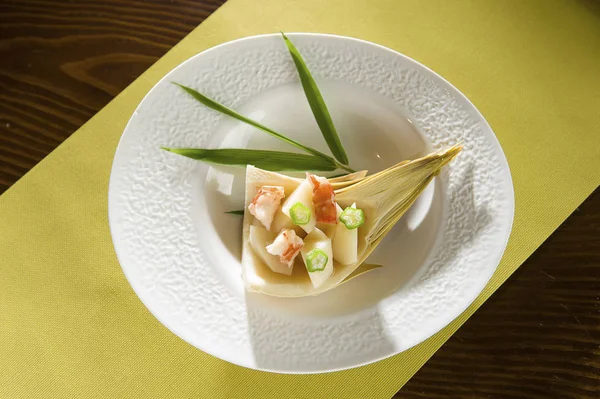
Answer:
1, 1, 598, 397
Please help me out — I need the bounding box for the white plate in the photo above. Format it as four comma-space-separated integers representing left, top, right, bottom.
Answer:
108, 33, 514, 373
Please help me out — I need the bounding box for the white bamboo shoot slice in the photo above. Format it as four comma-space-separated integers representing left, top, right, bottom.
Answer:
271, 209, 305, 237
281, 178, 316, 233
332, 203, 358, 265
316, 222, 336, 240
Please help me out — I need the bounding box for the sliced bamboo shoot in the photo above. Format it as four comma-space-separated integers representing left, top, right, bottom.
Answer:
281, 178, 316, 233
247, 185, 285, 230
332, 203, 358, 265
271, 209, 305, 237
316, 222, 336, 240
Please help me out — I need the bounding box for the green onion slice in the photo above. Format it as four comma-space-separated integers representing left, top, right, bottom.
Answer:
305, 248, 328, 272
339, 207, 365, 230
289, 202, 311, 225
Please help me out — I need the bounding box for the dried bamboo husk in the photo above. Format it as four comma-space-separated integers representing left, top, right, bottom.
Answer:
241, 145, 462, 297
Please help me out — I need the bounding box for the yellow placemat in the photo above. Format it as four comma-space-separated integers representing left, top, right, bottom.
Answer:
1, 0, 599, 397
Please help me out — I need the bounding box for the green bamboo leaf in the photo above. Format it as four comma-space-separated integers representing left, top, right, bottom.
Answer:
161, 147, 337, 172
281, 33, 349, 165
225, 210, 245, 215
173, 83, 331, 160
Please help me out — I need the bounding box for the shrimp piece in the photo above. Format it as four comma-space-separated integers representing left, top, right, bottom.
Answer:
308, 174, 337, 224
248, 185, 285, 230
266, 229, 304, 268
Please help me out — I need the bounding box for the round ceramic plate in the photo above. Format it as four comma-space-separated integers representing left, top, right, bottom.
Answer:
108, 33, 514, 373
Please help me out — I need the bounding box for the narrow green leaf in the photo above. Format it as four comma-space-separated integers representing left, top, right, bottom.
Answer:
172, 83, 331, 160
225, 210, 245, 215
161, 147, 337, 172
281, 33, 349, 165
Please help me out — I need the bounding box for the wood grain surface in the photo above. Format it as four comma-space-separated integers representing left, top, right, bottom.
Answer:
0, 1, 598, 398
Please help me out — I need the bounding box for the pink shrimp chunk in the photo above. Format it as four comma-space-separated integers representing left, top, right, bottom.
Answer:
248, 185, 285, 230
266, 229, 304, 267
308, 174, 337, 224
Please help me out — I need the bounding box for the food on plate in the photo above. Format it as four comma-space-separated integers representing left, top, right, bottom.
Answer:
248, 185, 285, 230
266, 229, 304, 268
241, 145, 462, 297
281, 177, 317, 233
308, 174, 337, 224
332, 203, 359, 265
301, 228, 334, 288
162, 34, 463, 298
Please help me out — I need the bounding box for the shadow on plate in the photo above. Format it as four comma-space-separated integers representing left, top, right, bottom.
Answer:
416, 164, 493, 283
244, 291, 395, 372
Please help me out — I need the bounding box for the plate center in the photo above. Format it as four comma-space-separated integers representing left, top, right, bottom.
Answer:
202, 80, 445, 317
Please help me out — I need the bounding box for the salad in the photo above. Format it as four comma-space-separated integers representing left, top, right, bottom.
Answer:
245, 171, 364, 290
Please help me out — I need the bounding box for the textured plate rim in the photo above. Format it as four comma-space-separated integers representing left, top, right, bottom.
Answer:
108, 33, 515, 374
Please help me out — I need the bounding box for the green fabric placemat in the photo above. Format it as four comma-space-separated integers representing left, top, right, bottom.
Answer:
1, 0, 599, 398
